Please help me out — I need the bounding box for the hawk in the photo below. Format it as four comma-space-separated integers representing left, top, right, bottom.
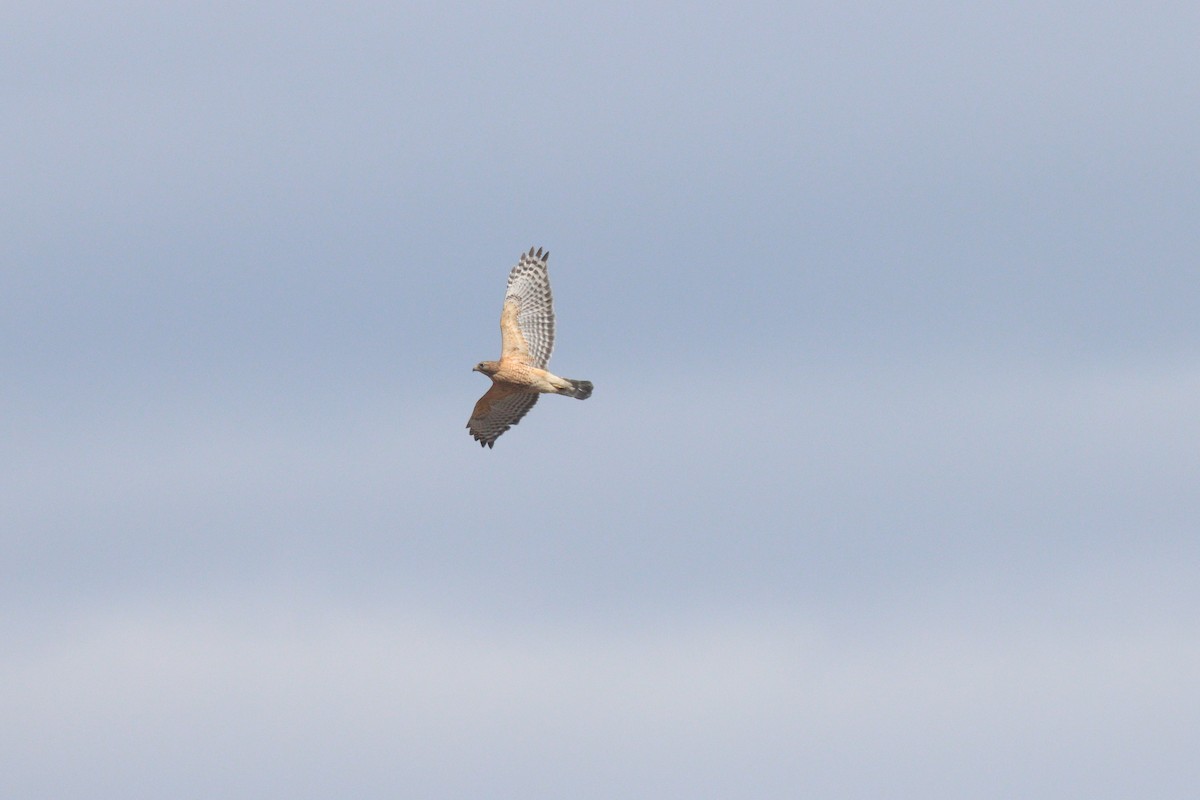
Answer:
467, 246, 593, 448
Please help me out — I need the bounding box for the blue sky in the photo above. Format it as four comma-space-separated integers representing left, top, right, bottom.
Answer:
3, 2, 1199, 797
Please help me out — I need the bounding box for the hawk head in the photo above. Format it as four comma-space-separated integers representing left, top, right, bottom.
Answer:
473, 361, 500, 377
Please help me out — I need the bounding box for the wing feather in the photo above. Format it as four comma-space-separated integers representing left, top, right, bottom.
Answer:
499, 246, 555, 368
466, 384, 540, 448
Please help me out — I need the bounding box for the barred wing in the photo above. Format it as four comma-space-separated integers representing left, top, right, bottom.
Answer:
499, 246, 555, 368
466, 384, 540, 448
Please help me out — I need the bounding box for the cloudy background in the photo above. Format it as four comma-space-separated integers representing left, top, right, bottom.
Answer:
3, 2, 1198, 797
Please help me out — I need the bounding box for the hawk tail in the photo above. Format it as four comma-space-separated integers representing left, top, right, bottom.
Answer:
559, 379, 593, 400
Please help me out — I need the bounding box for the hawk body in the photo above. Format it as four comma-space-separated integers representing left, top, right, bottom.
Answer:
468, 247, 593, 448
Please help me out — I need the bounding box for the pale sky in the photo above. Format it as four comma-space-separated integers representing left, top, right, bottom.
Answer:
3, 2, 1199, 798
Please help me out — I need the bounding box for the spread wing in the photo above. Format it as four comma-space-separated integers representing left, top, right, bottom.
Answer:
499, 246, 555, 368
466, 384, 540, 448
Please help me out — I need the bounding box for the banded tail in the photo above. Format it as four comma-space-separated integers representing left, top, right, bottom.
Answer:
560, 379, 593, 400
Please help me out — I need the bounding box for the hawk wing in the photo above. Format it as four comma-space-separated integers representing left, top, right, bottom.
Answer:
466, 383, 540, 448
499, 246, 555, 368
